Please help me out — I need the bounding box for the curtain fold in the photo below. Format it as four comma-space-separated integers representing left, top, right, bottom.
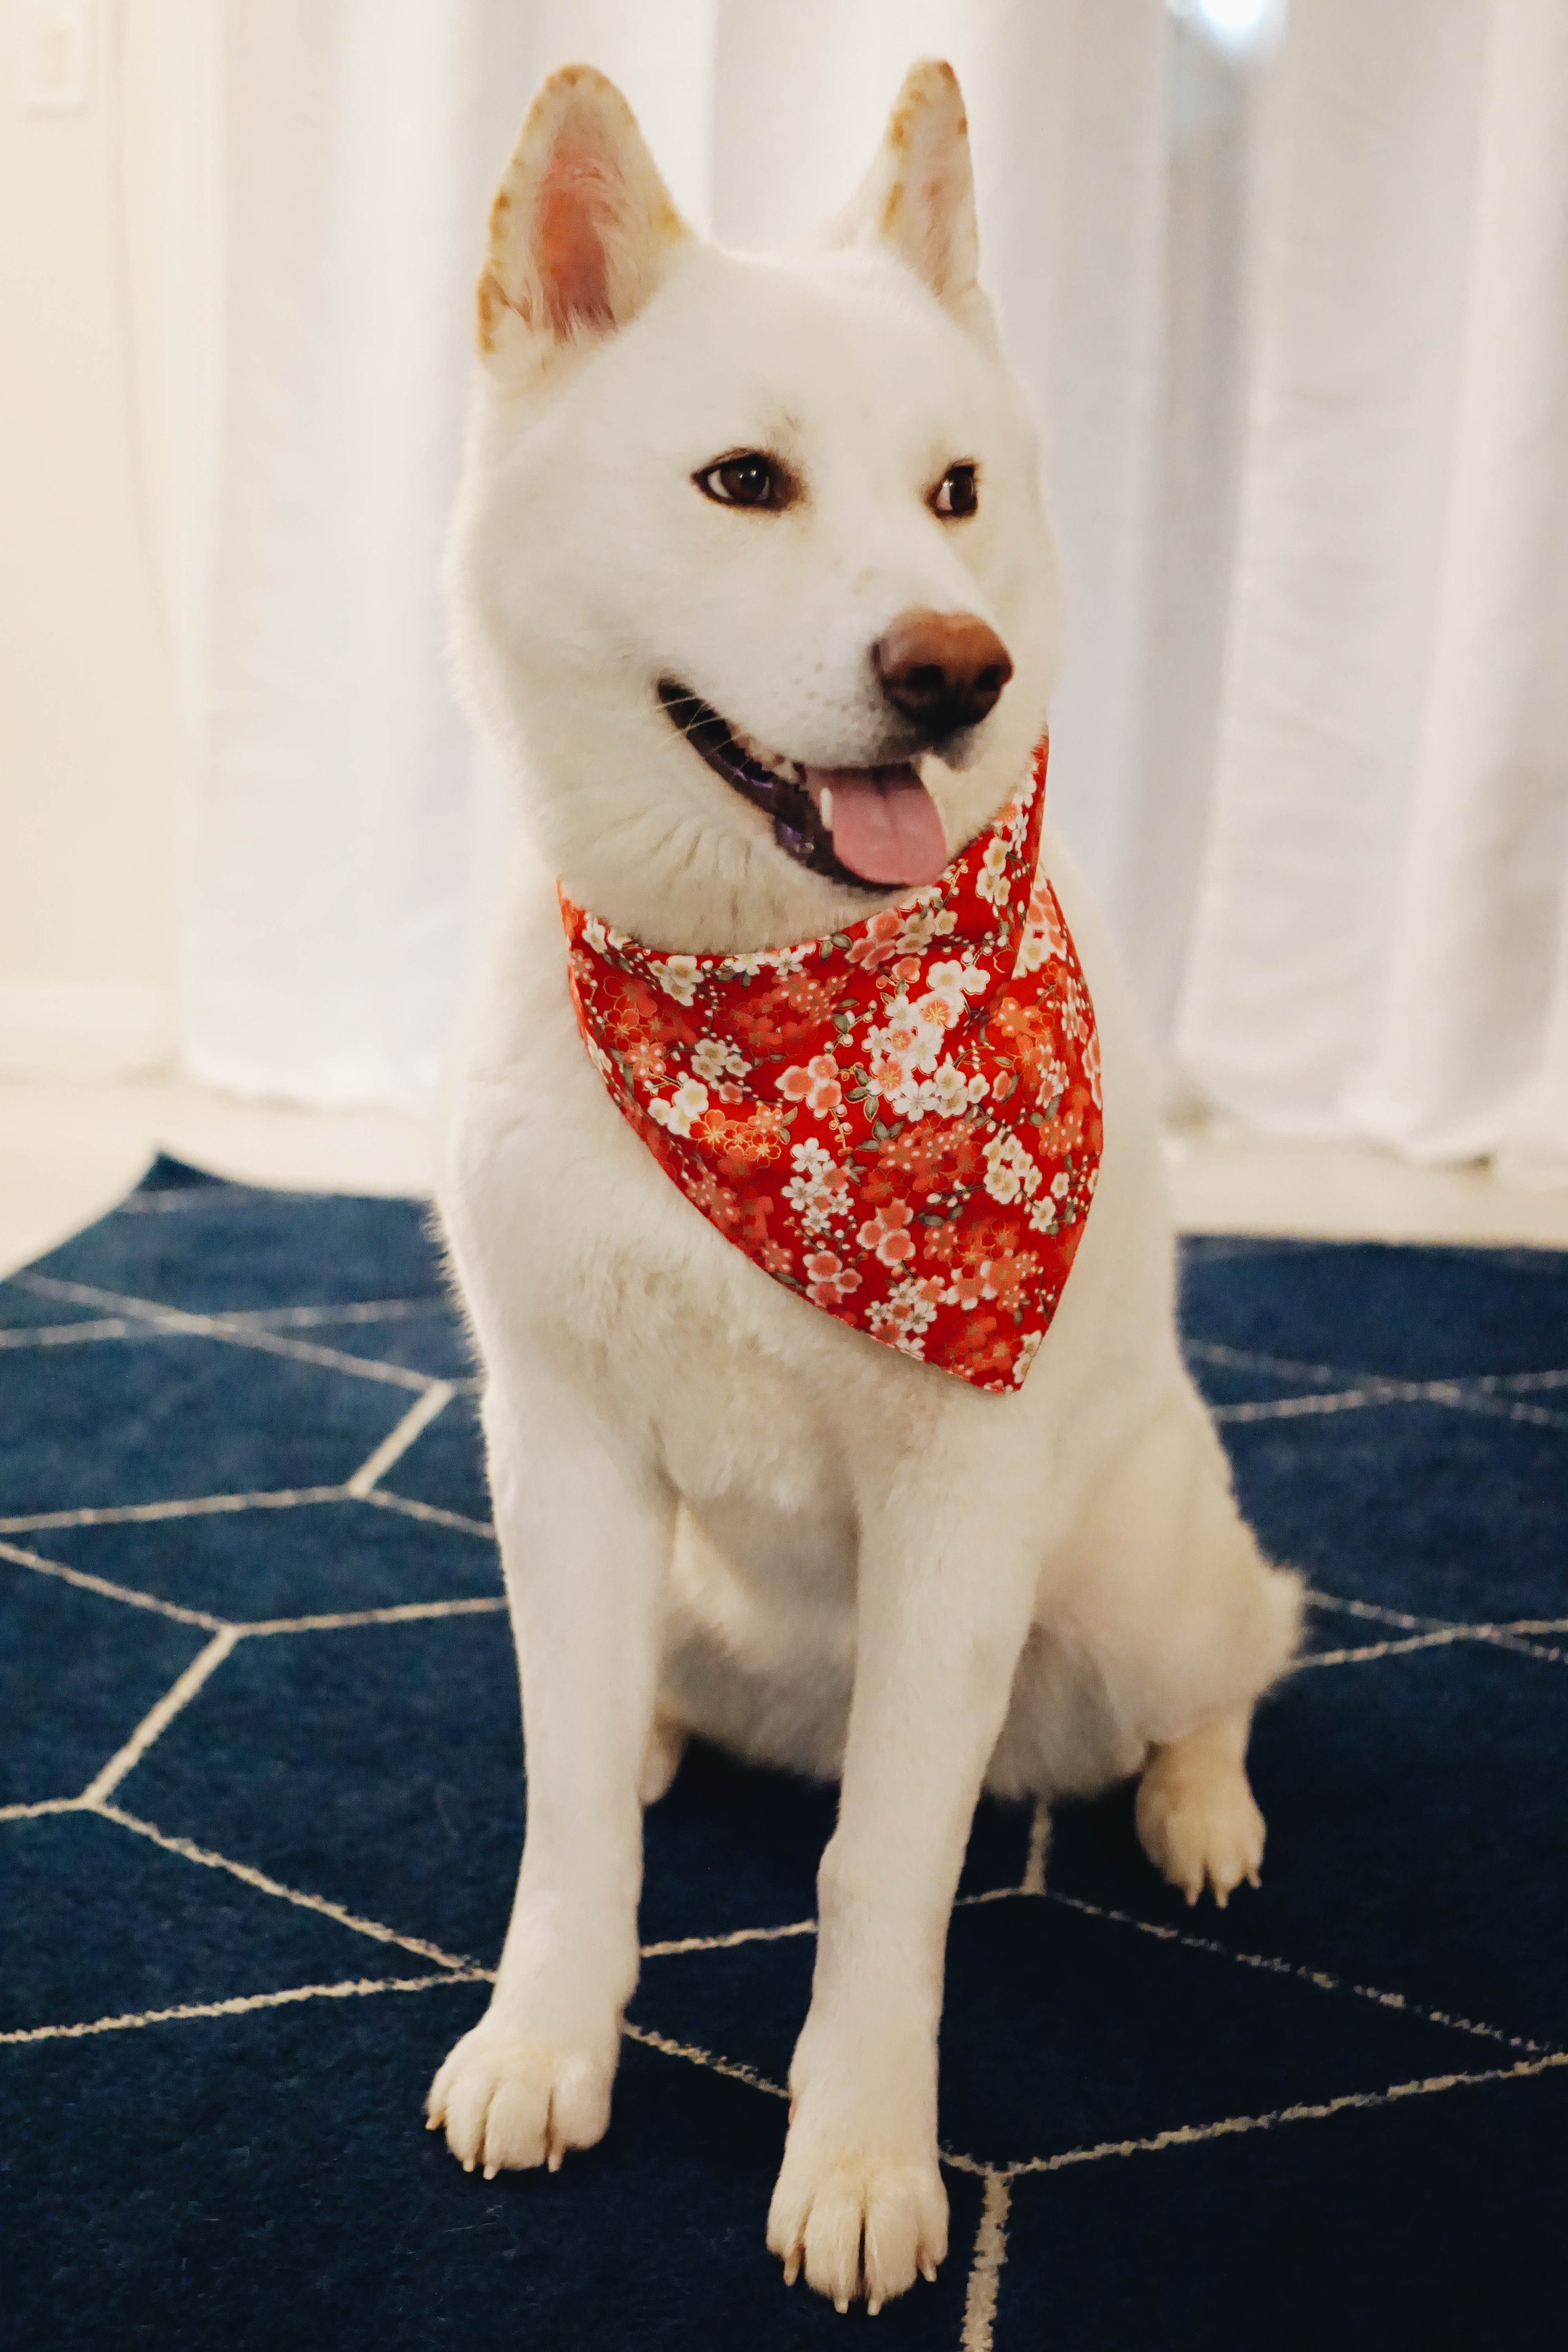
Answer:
1177, 0, 1568, 1173
165, 0, 1568, 1183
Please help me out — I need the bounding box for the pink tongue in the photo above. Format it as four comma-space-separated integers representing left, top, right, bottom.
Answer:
804, 764, 950, 887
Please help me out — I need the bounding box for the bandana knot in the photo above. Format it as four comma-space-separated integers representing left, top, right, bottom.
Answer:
559, 741, 1102, 1391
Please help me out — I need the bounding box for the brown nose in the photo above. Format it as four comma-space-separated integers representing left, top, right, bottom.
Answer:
873, 608, 1014, 737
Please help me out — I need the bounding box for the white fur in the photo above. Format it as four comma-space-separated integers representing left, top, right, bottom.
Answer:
425, 62, 1302, 2313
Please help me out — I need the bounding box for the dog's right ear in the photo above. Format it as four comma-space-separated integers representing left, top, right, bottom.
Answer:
477, 66, 691, 372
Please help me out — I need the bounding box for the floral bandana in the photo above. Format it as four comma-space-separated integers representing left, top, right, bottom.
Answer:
559, 741, 1102, 1392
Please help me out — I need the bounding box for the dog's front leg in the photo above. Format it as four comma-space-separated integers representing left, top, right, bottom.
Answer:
427, 1374, 673, 2176
767, 1488, 1043, 2311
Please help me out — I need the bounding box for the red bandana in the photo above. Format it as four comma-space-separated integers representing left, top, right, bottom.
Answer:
559, 742, 1102, 1391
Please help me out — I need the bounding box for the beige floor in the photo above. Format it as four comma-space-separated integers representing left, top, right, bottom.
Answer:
2, 1070, 1566, 1281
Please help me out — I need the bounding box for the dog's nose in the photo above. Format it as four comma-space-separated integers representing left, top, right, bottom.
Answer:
873, 609, 1014, 737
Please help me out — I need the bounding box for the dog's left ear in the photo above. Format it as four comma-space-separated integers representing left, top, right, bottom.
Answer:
827, 60, 980, 313
477, 65, 692, 371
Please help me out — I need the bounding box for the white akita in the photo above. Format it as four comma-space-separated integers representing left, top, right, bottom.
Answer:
427, 58, 1302, 2313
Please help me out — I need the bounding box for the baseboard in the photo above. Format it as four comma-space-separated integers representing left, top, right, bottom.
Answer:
0, 980, 174, 1076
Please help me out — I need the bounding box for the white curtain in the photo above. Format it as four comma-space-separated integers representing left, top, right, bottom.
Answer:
1177, 0, 1568, 1176
158, 0, 1568, 1180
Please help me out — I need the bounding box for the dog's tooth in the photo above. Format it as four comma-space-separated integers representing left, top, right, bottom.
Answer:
819, 787, 834, 827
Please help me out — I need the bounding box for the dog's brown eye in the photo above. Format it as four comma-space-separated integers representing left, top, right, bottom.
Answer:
931, 463, 978, 519
695, 453, 786, 509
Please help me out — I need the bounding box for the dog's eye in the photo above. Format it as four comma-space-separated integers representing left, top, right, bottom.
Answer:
931, 463, 979, 519
695, 453, 788, 510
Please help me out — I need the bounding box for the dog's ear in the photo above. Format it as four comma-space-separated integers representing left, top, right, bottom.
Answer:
826, 60, 979, 311
477, 65, 691, 368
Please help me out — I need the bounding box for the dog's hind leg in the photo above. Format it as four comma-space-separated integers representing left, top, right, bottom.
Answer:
1034, 1386, 1303, 1904
638, 1707, 688, 1806
1135, 1705, 1264, 1907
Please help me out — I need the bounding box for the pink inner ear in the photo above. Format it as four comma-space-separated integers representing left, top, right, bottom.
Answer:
538, 136, 616, 334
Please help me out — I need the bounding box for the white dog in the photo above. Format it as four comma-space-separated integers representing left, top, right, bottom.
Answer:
426, 58, 1302, 2314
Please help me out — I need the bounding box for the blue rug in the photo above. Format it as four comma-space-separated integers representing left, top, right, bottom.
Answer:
3, 1157, 1565, 2348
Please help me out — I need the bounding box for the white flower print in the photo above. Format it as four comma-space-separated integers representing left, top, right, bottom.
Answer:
650, 1077, 710, 1136
866, 1274, 944, 1356
654, 954, 702, 1005
983, 1131, 1042, 1205
789, 1137, 835, 1183
691, 1035, 747, 1082
1011, 1329, 1044, 1385
782, 1136, 853, 1234
864, 995, 946, 1101
975, 835, 1010, 907
911, 971, 984, 1039
923, 1061, 972, 1119
926, 957, 991, 1005
1034, 1052, 1070, 1111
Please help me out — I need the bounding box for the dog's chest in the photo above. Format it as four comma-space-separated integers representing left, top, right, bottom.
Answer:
450, 973, 860, 1550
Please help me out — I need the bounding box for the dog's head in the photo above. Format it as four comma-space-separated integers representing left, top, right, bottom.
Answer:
450, 60, 1059, 952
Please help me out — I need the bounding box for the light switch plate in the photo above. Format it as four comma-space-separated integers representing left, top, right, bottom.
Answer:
20, 0, 93, 112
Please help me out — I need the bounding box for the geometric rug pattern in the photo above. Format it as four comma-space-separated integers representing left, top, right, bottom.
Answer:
4, 1156, 1565, 2348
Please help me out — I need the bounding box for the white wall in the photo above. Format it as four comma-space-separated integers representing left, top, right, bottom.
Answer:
0, 0, 179, 1074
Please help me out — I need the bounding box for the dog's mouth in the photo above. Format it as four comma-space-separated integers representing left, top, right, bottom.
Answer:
658, 681, 951, 891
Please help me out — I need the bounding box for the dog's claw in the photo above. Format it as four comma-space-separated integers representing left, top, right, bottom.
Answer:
1137, 1736, 1266, 1914
783, 2251, 801, 2287
920, 2257, 938, 2283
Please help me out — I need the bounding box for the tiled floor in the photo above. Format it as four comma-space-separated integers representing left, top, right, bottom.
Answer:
2, 1072, 1565, 1280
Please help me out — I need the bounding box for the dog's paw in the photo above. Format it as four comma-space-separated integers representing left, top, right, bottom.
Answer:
1136, 1738, 1265, 1908
766, 2129, 947, 2313
426, 2011, 615, 2177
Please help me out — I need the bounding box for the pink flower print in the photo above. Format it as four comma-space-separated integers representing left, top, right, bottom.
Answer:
856, 1200, 916, 1268
893, 956, 923, 986
804, 1250, 862, 1306
777, 1054, 843, 1116
945, 1264, 993, 1312
846, 909, 905, 969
